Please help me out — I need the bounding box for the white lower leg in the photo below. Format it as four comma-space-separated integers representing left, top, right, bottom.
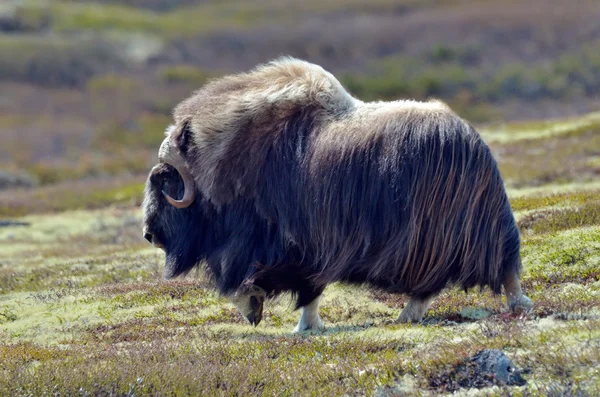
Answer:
504, 271, 533, 311
397, 295, 435, 323
293, 295, 324, 332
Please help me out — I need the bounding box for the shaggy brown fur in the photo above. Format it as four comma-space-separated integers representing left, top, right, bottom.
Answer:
142, 57, 532, 328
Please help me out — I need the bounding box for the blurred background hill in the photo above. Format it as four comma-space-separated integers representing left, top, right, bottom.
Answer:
1, 0, 600, 216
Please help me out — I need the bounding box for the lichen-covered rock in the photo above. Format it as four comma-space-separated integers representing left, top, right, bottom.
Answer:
430, 349, 528, 392
0, 220, 30, 227
470, 349, 527, 386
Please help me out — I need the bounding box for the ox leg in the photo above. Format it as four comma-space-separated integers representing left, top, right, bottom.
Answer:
503, 270, 533, 312
293, 289, 325, 333
397, 295, 435, 323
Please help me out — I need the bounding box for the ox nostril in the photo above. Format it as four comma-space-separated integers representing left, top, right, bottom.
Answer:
143, 232, 153, 243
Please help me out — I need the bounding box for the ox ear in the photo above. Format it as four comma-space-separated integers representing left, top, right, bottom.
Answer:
169, 120, 193, 156
159, 120, 197, 209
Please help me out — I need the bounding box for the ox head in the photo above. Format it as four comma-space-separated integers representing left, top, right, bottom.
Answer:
141, 161, 267, 326
141, 129, 268, 326
141, 161, 203, 277
228, 284, 266, 326
142, 123, 201, 275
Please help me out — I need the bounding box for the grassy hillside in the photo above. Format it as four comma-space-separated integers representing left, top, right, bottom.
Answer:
1, 0, 599, 395
1, 0, 600, 194
1, 112, 599, 395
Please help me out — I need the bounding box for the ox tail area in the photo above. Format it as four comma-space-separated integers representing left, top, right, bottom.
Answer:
397, 119, 520, 296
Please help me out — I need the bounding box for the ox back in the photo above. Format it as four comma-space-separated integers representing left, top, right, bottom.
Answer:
245, 106, 520, 302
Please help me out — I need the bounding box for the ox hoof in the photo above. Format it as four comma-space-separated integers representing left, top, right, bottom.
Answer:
396, 296, 433, 324
396, 312, 423, 324
508, 295, 534, 312
293, 318, 324, 334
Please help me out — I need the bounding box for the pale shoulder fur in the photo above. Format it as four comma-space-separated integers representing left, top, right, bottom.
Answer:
247, 56, 356, 114
166, 57, 456, 200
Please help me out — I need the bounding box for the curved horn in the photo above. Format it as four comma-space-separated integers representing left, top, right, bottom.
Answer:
158, 140, 195, 209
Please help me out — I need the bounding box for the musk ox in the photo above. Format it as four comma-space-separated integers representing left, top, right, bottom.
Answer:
142, 57, 533, 332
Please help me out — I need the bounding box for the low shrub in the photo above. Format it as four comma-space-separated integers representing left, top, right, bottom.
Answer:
426, 44, 480, 66
0, 4, 51, 33
159, 64, 212, 86
0, 35, 123, 87
0, 170, 38, 190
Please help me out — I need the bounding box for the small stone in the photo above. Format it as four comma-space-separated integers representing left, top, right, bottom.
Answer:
460, 307, 492, 320
470, 349, 527, 386
429, 349, 528, 391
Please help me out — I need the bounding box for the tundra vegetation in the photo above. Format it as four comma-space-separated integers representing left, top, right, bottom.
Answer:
1, 0, 599, 395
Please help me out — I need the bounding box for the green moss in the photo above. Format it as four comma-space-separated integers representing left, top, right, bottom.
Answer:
519, 201, 600, 235
159, 65, 213, 86
93, 114, 170, 151
492, 117, 600, 187
482, 111, 600, 144
521, 227, 600, 294
426, 44, 480, 65
43, 1, 285, 37
51, 3, 163, 34
0, 251, 155, 294
510, 189, 600, 212
0, 306, 18, 323
109, 281, 213, 310
0, 179, 145, 218
0, 342, 66, 363
86, 73, 139, 93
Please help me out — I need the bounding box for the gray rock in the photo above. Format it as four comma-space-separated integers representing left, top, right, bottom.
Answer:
0, 220, 30, 228
429, 349, 528, 392
460, 307, 493, 320
470, 349, 527, 386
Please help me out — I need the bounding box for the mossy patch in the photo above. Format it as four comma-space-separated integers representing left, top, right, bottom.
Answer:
481, 111, 600, 144
0, 177, 146, 217
518, 201, 600, 235
93, 113, 171, 151
510, 188, 600, 213
159, 64, 213, 86
492, 119, 600, 187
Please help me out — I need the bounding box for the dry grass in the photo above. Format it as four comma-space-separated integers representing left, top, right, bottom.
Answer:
491, 119, 600, 187
0, 176, 145, 217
